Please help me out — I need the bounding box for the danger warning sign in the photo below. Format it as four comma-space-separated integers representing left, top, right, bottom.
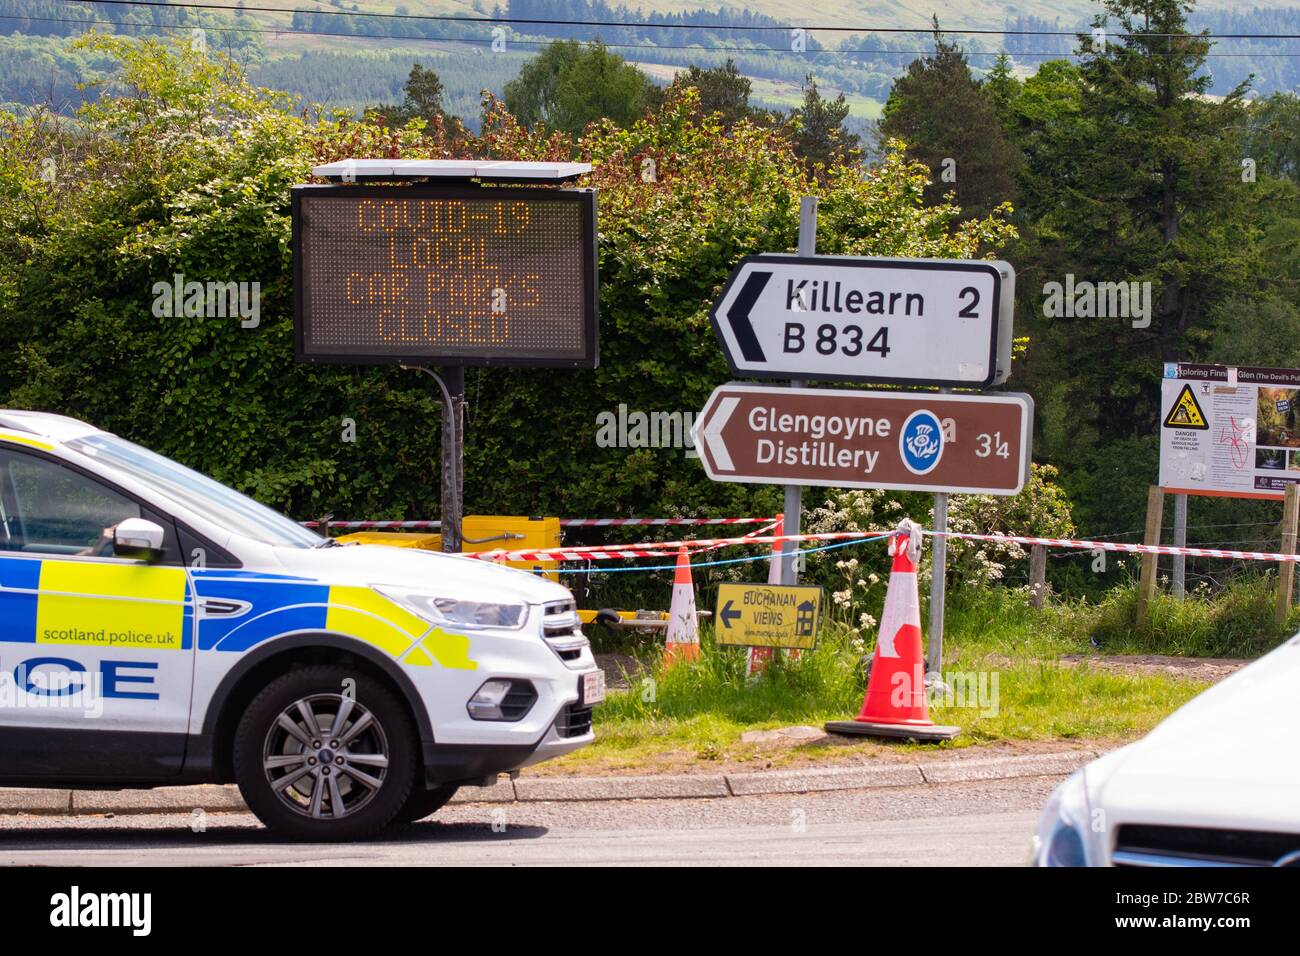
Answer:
1159, 363, 1300, 500
1163, 384, 1208, 430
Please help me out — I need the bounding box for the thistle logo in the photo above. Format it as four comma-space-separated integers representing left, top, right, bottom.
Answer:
899, 410, 943, 475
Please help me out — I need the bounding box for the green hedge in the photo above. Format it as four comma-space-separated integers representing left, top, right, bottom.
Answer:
0, 36, 1014, 525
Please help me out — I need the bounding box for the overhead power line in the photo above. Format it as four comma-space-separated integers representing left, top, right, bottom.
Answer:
8, 12, 1300, 58
36, 0, 1300, 42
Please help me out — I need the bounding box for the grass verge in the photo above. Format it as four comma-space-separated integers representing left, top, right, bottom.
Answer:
548, 578, 1296, 773
550, 583, 1258, 772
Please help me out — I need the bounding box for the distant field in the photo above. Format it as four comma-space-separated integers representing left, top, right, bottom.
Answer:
3, 1, 1293, 122
746, 75, 884, 120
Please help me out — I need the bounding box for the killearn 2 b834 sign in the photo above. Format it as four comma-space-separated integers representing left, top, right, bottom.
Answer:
708, 255, 1015, 388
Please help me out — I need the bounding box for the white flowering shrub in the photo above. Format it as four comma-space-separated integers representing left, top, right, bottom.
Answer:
945, 464, 1075, 587
803, 488, 899, 637
802, 465, 1074, 635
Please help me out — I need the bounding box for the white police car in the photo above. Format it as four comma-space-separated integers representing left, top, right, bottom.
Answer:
0, 410, 602, 839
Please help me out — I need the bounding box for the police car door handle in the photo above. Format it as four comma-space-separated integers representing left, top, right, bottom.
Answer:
198, 598, 253, 619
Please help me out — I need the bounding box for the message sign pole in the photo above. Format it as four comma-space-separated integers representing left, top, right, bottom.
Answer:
292, 160, 599, 554
408, 365, 464, 552
783, 196, 817, 585
442, 366, 465, 554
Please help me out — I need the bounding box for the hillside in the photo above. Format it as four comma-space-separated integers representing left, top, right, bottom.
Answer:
2, 0, 1298, 127
120, 0, 1300, 28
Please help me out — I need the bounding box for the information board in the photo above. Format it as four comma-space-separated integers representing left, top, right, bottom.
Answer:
1160, 363, 1300, 499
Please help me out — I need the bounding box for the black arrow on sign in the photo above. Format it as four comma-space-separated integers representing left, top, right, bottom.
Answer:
720, 599, 741, 629
726, 270, 771, 363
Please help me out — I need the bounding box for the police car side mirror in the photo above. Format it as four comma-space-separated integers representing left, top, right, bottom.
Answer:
114, 518, 166, 562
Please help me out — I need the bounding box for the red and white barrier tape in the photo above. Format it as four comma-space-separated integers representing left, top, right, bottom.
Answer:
931, 530, 1300, 563
558, 517, 776, 527
472, 527, 1300, 565
304, 520, 1300, 565
566, 517, 784, 556
470, 530, 884, 563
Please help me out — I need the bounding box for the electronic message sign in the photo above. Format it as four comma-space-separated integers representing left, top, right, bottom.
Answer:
292, 185, 598, 367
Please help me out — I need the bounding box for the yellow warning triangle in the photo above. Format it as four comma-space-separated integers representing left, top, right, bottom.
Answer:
1163, 383, 1208, 430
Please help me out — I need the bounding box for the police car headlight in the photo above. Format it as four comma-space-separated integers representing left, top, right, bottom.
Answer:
1030, 770, 1091, 867
377, 588, 528, 630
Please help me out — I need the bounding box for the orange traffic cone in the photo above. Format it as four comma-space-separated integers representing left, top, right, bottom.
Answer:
745, 517, 782, 679
663, 546, 700, 665
825, 520, 959, 741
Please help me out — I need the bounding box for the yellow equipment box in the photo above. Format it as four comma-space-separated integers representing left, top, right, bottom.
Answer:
335, 531, 442, 550
462, 515, 561, 582
338, 517, 560, 582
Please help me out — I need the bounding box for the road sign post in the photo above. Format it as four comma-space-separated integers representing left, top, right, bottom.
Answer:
1172, 492, 1188, 600
782, 196, 818, 586
928, 482, 949, 678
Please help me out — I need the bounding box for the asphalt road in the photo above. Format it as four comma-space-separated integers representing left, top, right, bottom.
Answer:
0, 775, 1059, 866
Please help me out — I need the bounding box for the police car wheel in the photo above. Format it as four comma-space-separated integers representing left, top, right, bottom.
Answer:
392, 784, 459, 824
234, 666, 417, 841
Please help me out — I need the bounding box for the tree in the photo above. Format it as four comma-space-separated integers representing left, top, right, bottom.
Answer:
789, 74, 858, 169
670, 59, 755, 127
369, 62, 458, 131
1244, 92, 1300, 183
879, 26, 1021, 220
504, 40, 582, 129
983, 52, 1019, 118
402, 63, 447, 123
1014, 0, 1259, 529
504, 40, 653, 136
0, 36, 1013, 530
1078, 0, 1252, 362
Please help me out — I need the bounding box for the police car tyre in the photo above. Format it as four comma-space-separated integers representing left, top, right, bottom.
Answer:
233, 666, 417, 840
392, 783, 460, 824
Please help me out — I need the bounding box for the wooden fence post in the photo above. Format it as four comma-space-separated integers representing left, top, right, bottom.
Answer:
1029, 544, 1048, 609
1275, 483, 1300, 628
1135, 485, 1165, 626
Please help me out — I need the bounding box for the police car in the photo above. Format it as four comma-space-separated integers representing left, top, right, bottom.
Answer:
0, 410, 603, 840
